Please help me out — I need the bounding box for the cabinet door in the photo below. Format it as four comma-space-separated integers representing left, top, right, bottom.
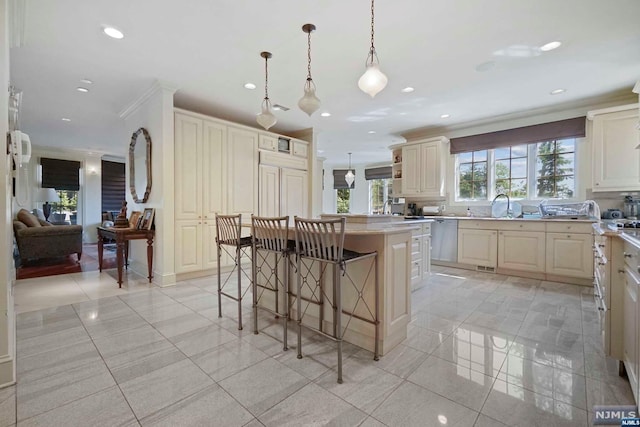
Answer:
202, 120, 226, 220
592, 108, 640, 191
227, 126, 259, 217
401, 145, 421, 195
457, 229, 497, 267
292, 140, 308, 158
545, 233, 594, 278
420, 142, 445, 197
259, 164, 280, 217
281, 168, 308, 218
175, 220, 202, 273
624, 267, 639, 401
175, 114, 202, 220
498, 231, 546, 272
258, 134, 277, 151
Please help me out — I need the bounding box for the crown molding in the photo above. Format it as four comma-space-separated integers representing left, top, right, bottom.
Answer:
401, 89, 637, 142
118, 80, 179, 120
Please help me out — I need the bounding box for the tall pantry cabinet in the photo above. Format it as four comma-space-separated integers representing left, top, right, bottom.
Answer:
174, 110, 259, 274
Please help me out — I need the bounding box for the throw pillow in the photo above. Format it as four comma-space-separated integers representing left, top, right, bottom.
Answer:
17, 209, 41, 228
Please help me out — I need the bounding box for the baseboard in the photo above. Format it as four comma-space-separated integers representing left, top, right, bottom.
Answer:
0, 354, 15, 388
127, 260, 176, 287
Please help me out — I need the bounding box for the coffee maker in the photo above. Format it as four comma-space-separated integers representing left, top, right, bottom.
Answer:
407, 203, 417, 216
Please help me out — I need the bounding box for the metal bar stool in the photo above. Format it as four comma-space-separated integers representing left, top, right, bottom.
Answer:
250, 215, 292, 351
294, 216, 379, 384
216, 214, 253, 330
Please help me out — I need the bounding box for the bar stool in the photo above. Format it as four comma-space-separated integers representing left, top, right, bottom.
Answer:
250, 215, 292, 351
293, 216, 379, 384
216, 214, 253, 330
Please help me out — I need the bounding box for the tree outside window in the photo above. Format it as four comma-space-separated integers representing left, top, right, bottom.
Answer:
458, 150, 488, 200
495, 145, 527, 198
337, 189, 350, 213
535, 140, 575, 198
53, 190, 78, 224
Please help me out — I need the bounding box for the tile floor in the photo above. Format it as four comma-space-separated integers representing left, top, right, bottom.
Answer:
3, 265, 636, 426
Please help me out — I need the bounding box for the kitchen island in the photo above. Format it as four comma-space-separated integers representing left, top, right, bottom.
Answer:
284, 214, 418, 355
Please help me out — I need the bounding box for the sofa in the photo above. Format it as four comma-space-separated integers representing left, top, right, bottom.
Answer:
13, 209, 83, 263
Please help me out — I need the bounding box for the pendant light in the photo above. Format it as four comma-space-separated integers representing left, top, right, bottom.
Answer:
358, 0, 388, 98
298, 24, 321, 116
345, 152, 355, 188
256, 51, 277, 130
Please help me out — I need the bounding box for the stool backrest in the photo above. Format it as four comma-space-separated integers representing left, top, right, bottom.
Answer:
294, 216, 346, 262
251, 215, 290, 252
216, 214, 242, 245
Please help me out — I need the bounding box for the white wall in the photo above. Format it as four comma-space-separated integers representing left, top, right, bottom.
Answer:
0, 0, 16, 387
122, 81, 177, 287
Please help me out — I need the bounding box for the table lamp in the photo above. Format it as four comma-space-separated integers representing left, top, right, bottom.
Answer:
39, 188, 59, 221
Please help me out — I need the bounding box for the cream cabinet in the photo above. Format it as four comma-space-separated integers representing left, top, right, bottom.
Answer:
624, 264, 639, 401
589, 104, 640, 191
458, 228, 497, 268
259, 164, 308, 218
497, 230, 546, 272
174, 111, 260, 275
227, 126, 259, 218
175, 113, 226, 273
396, 136, 448, 197
545, 233, 593, 279
258, 134, 277, 151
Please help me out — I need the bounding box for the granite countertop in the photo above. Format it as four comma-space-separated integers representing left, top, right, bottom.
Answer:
423, 215, 596, 223
593, 222, 640, 248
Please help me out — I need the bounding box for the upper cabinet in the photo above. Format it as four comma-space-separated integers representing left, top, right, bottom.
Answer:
589, 104, 640, 192
227, 126, 259, 217
392, 136, 448, 198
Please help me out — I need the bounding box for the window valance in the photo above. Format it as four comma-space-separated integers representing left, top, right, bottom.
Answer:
449, 116, 586, 154
364, 166, 392, 180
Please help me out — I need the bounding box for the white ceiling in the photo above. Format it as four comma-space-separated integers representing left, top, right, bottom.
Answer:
10, 0, 640, 166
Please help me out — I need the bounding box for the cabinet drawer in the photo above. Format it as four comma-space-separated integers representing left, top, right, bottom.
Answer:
545, 222, 593, 234
624, 241, 640, 270
422, 223, 431, 235
497, 221, 546, 232
411, 259, 422, 281
458, 220, 500, 230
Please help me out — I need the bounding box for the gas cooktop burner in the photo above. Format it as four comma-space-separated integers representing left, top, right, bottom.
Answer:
614, 220, 640, 228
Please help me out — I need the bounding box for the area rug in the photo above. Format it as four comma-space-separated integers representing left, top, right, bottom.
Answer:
16, 244, 118, 280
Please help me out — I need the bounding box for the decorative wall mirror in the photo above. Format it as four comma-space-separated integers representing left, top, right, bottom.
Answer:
129, 127, 152, 203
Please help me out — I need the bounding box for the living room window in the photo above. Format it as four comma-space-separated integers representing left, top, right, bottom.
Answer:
336, 189, 351, 213
40, 157, 81, 224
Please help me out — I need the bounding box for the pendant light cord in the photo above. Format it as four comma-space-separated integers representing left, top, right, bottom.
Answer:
370, 0, 375, 51
264, 55, 269, 100
307, 31, 312, 80
367, 0, 378, 65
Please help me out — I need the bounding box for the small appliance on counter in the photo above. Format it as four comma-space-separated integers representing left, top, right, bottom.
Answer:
407, 203, 417, 216
602, 209, 624, 220
624, 196, 638, 219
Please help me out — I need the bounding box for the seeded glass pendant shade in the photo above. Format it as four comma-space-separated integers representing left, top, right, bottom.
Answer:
345, 152, 355, 188
298, 24, 321, 116
256, 51, 277, 130
358, 0, 388, 98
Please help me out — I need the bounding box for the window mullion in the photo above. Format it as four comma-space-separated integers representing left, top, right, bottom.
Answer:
487, 150, 495, 200
527, 144, 536, 199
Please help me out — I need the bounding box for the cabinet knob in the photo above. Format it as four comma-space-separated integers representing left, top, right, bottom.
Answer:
595, 182, 600, 186
598, 244, 605, 248
566, 235, 571, 238
624, 252, 634, 258
598, 262, 605, 266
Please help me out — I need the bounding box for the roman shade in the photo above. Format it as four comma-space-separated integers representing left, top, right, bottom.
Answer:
101, 160, 125, 212
41, 158, 80, 191
449, 116, 586, 154
364, 166, 392, 180
333, 169, 355, 189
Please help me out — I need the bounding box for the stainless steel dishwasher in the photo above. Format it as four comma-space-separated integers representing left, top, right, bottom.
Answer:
431, 219, 458, 262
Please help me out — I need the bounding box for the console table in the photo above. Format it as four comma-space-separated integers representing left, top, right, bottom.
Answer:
97, 226, 154, 288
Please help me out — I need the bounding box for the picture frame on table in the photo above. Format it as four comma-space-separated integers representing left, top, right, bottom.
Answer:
140, 208, 155, 230
129, 211, 142, 229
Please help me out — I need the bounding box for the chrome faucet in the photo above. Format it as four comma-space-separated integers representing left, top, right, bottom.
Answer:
383, 199, 393, 215
492, 193, 512, 218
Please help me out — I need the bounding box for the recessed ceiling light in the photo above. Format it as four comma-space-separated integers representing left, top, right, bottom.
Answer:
440, 114, 450, 119
103, 26, 124, 39
540, 41, 562, 52
401, 87, 414, 93
76, 87, 89, 93
80, 78, 93, 84
550, 88, 566, 95
368, 130, 376, 134
61, 118, 71, 122
244, 82, 256, 90
321, 112, 331, 117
